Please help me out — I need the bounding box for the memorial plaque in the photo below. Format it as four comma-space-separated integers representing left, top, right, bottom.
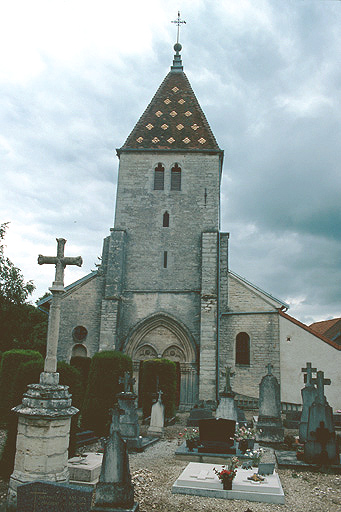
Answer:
258, 463, 275, 476
17, 481, 93, 512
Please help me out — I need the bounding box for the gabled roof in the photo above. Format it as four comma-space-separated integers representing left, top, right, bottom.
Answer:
309, 317, 341, 336
229, 270, 289, 310
118, 45, 222, 155
279, 310, 341, 351
37, 271, 98, 311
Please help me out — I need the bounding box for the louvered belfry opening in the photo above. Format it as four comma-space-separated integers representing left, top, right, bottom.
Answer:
171, 163, 181, 191
154, 162, 165, 190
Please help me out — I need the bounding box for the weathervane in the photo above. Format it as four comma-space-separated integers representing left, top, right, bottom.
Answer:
171, 11, 186, 44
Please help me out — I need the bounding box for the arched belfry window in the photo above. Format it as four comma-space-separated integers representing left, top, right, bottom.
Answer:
236, 332, 250, 365
154, 163, 164, 190
171, 163, 181, 191
163, 211, 169, 227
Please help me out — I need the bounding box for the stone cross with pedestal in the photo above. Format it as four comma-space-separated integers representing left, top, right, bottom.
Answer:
256, 363, 284, 443
304, 370, 339, 464
117, 372, 142, 450
299, 362, 317, 442
7, 238, 82, 509
216, 366, 239, 422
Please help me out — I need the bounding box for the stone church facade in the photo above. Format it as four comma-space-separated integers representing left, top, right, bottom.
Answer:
39, 44, 340, 410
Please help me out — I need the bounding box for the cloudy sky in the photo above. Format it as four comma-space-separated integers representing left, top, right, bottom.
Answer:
1, 0, 340, 325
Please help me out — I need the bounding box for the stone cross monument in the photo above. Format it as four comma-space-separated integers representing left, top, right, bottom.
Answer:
256, 363, 284, 443
299, 362, 317, 442
117, 372, 142, 450
38, 238, 82, 384
7, 238, 81, 509
119, 372, 136, 394
216, 366, 238, 422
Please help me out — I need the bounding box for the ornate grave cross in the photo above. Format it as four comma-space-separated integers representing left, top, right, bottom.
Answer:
119, 372, 136, 393
312, 370, 331, 405
302, 362, 317, 387
171, 11, 186, 44
266, 363, 273, 375
38, 238, 82, 381
222, 366, 235, 393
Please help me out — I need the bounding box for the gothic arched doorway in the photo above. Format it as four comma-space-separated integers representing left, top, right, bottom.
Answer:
124, 314, 198, 409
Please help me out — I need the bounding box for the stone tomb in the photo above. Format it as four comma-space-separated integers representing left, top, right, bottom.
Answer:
68, 452, 103, 486
16, 480, 93, 512
172, 462, 285, 504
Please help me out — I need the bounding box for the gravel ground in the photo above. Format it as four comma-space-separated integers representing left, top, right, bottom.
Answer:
0, 416, 340, 511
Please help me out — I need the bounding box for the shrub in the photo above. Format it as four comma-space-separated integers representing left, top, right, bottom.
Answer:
57, 361, 82, 457
81, 351, 132, 436
0, 349, 43, 424
70, 356, 91, 404
140, 358, 176, 419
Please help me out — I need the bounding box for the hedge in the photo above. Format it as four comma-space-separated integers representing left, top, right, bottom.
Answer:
140, 358, 176, 419
70, 356, 91, 405
81, 351, 132, 436
0, 349, 43, 424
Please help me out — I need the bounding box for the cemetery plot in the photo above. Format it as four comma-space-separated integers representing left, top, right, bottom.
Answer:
172, 462, 285, 504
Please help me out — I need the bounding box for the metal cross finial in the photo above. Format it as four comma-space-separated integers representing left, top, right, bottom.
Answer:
171, 11, 186, 44
222, 366, 235, 393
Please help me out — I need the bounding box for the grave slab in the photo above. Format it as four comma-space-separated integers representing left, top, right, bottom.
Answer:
68, 452, 103, 486
175, 442, 260, 464
172, 462, 285, 504
276, 450, 341, 473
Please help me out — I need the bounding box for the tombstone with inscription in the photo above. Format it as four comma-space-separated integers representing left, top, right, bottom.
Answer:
117, 372, 142, 450
7, 239, 81, 509
304, 371, 339, 464
17, 480, 93, 512
256, 364, 284, 443
299, 362, 317, 442
198, 418, 236, 454
216, 367, 239, 422
148, 390, 165, 436
91, 405, 138, 512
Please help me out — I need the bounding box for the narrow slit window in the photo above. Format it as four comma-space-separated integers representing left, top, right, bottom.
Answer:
171, 163, 181, 191
163, 211, 169, 227
163, 251, 168, 268
154, 163, 165, 190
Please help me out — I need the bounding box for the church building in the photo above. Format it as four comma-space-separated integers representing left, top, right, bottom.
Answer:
39, 42, 340, 410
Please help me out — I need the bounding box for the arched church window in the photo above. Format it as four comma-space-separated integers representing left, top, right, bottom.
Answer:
72, 326, 88, 342
154, 163, 165, 190
72, 344, 87, 358
163, 211, 169, 227
171, 163, 181, 191
236, 332, 250, 365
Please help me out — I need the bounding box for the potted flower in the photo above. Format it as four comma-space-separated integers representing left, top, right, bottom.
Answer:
213, 457, 239, 490
245, 447, 264, 467
178, 428, 199, 451
235, 425, 256, 453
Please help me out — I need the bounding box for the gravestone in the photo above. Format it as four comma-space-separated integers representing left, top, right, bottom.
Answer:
7, 239, 81, 509
304, 370, 339, 464
187, 402, 214, 426
17, 481, 93, 512
117, 372, 142, 450
198, 418, 236, 453
148, 390, 165, 436
256, 364, 284, 443
91, 405, 138, 512
299, 362, 317, 442
216, 367, 239, 422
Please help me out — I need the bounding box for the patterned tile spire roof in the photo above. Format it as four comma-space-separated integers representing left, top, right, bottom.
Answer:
118, 44, 222, 155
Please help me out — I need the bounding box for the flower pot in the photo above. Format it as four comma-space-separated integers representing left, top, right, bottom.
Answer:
186, 439, 196, 451
239, 438, 254, 453
223, 480, 233, 490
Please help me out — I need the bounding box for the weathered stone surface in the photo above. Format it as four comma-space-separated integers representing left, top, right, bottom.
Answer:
16, 481, 93, 512
256, 365, 284, 443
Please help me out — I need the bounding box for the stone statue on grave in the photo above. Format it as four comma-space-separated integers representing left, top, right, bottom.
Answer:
92, 405, 138, 512
256, 363, 284, 443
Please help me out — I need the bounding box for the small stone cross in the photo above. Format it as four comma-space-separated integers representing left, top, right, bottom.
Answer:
302, 362, 317, 387
222, 366, 235, 393
38, 238, 82, 289
266, 363, 273, 375
312, 370, 331, 405
119, 372, 135, 393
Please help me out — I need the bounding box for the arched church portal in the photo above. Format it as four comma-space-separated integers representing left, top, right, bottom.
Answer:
124, 314, 198, 409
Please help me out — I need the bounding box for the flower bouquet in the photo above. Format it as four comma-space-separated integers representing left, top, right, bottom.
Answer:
178, 428, 199, 451
235, 425, 256, 453
245, 447, 264, 467
213, 457, 239, 490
